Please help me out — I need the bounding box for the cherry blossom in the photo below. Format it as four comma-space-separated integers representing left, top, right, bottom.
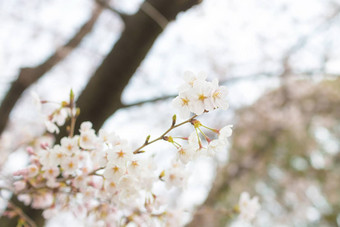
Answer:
173, 71, 229, 117
5, 75, 261, 226
238, 192, 261, 222
164, 161, 188, 189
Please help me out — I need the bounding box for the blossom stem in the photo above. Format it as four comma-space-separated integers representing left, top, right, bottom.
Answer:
69, 116, 76, 138
194, 127, 203, 148
68, 92, 77, 138
172, 136, 188, 140
201, 124, 219, 133
198, 127, 211, 143
133, 115, 197, 154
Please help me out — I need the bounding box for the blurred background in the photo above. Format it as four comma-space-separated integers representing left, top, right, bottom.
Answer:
1, 0, 340, 226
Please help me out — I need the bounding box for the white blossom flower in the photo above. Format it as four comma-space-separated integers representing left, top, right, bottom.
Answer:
107, 145, 133, 166
90, 149, 107, 168
127, 159, 141, 176
18, 194, 31, 206
61, 156, 79, 176
117, 175, 140, 207
52, 108, 68, 126
103, 162, 124, 181
109, 136, 128, 148
219, 125, 233, 144
164, 161, 188, 189
80, 121, 93, 133
188, 131, 199, 148
31, 192, 54, 209
13, 180, 26, 192
172, 91, 192, 118
135, 159, 158, 191
27, 164, 39, 178
38, 149, 56, 169
72, 175, 88, 189
46, 179, 60, 188
79, 130, 97, 150
164, 209, 187, 227
104, 179, 118, 195
210, 79, 228, 110
45, 119, 59, 134
207, 139, 225, 156
179, 71, 207, 92
61, 136, 79, 153
74, 150, 90, 165
42, 166, 60, 180
173, 73, 229, 118
82, 187, 97, 202
99, 129, 118, 145
238, 192, 261, 222
43, 207, 58, 219
50, 145, 67, 166
177, 145, 195, 164
31, 91, 42, 111
189, 80, 214, 115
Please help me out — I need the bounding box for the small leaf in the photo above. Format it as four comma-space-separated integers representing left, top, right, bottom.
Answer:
145, 135, 151, 144
172, 114, 177, 126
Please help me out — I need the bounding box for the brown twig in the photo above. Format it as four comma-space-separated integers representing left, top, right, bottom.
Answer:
133, 115, 197, 154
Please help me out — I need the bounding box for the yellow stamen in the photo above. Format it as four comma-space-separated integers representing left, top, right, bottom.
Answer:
181, 98, 189, 106
198, 94, 206, 101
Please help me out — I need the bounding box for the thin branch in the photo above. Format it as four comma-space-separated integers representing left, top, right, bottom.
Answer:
0, 5, 103, 136
122, 94, 176, 108
133, 114, 197, 154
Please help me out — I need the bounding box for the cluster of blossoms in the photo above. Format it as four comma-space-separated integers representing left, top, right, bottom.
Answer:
172, 71, 228, 118
13, 121, 163, 226
31, 91, 72, 135
9, 73, 260, 226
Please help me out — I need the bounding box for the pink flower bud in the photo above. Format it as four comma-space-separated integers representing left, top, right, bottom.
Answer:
13, 169, 28, 176
40, 142, 49, 150
27, 146, 35, 155
13, 180, 26, 192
